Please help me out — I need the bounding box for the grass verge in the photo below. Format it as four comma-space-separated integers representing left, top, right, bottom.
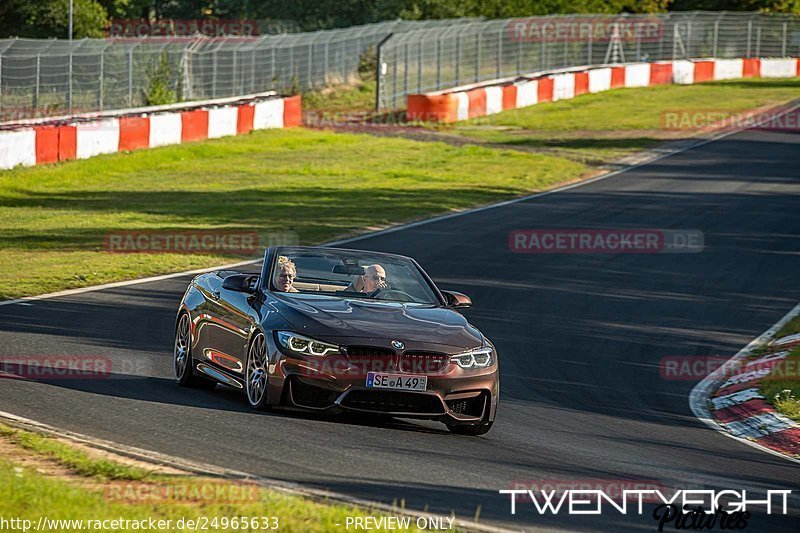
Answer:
0, 128, 585, 299
0, 423, 440, 532
760, 317, 800, 422
448, 78, 800, 166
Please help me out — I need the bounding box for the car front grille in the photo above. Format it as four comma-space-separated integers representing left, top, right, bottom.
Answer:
399, 352, 450, 374
341, 390, 445, 415
345, 346, 395, 373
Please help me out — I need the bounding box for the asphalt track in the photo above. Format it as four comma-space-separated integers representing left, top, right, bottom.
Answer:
1, 123, 800, 532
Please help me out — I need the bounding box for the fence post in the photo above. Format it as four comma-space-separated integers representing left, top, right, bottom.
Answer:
232, 49, 238, 96
68, 49, 73, 113
404, 42, 409, 96
128, 48, 134, 106
475, 33, 481, 82
746, 20, 752, 57
98, 49, 104, 109
33, 54, 40, 112
587, 29, 592, 65
436, 38, 441, 89
517, 34, 522, 75
212, 50, 218, 98
374, 33, 393, 111
755, 26, 761, 58
455, 34, 461, 84
417, 43, 422, 92
496, 31, 502, 78
271, 47, 276, 88
712, 20, 719, 57
308, 42, 313, 88
782, 21, 787, 57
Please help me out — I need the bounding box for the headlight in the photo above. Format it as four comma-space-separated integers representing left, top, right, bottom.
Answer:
276, 331, 341, 357
450, 347, 493, 369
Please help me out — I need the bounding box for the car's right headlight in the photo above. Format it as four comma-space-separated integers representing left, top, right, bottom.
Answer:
276, 331, 341, 357
450, 347, 493, 369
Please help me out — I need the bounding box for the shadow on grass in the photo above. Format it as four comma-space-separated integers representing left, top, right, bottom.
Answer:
0, 186, 524, 249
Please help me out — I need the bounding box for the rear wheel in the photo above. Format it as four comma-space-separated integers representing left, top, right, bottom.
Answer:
174, 312, 215, 389
246, 333, 271, 411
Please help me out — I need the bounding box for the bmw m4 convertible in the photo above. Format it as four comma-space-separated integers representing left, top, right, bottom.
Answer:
174, 246, 498, 435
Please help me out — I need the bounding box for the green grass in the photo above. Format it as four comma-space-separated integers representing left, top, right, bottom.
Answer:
775, 315, 800, 340
0, 424, 150, 481
303, 82, 376, 113
0, 454, 435, 532
448, 78, 800, 165
761, 316, 800, 422
0, 128, 585, 299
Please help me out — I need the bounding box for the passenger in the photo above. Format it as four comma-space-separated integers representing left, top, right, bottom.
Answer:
346, 264, 387, 293
273, 256, 299, 292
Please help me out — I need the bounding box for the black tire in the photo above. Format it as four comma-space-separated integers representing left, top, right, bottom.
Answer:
245, 332, 271, 411
174, 312, 216, 389
446, 421, 493, 436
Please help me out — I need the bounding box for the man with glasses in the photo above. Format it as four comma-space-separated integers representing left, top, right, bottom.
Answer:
345, 264, 388, 294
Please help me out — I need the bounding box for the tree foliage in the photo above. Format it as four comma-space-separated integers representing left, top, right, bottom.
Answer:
0, 0, 797, 38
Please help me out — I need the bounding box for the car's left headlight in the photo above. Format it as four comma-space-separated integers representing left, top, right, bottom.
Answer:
276, 331, 341, 357
450, 346, 493, 369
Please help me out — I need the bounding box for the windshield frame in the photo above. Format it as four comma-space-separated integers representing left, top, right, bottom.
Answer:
260, 246, 447, 306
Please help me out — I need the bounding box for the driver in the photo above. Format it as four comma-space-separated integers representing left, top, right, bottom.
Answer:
273, 256, 299, 292
345, 264, 387, 293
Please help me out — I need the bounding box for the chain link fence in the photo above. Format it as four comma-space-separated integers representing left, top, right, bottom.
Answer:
377, 11, 800, 110
0, 18, 480, 122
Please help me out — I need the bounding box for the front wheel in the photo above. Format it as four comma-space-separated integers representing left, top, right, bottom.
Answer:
245, 332, 271, 411
174, 312, 215, 389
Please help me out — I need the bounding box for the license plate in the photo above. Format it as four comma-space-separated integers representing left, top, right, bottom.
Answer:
366, 372, 427, 391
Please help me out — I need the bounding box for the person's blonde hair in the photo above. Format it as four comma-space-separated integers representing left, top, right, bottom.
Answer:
275, 255, 296, 277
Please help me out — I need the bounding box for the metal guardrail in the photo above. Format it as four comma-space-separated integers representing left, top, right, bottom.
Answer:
0, 18, 481, 122
376, 11, 800, 110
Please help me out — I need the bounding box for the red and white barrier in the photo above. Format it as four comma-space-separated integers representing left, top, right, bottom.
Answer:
0, 93, 302, 171
588, 68, 612, 93
624, 63, 651, 88
761, 58, 799, 78
407, 57, 800, 124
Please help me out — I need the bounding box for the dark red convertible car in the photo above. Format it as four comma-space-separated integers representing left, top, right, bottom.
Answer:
174, 246, 499, 435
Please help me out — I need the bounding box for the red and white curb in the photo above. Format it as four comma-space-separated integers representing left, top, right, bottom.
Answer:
0, 92, 302, 171
690, 303, 800, 463
408, 57, 799, 123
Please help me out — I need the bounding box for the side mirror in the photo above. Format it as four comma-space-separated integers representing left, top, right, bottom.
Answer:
222, 274, 260, 294
442, 290, 472, 309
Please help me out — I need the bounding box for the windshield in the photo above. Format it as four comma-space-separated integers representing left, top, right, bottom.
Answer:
268, 249, 440, 305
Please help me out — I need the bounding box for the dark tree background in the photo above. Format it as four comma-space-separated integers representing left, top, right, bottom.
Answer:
1, 0, 797, 38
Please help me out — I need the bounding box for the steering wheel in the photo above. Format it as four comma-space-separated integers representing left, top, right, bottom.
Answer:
369, 287, 415, 302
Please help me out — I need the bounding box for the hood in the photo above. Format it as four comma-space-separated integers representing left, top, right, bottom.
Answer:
269, 293, 483, 352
